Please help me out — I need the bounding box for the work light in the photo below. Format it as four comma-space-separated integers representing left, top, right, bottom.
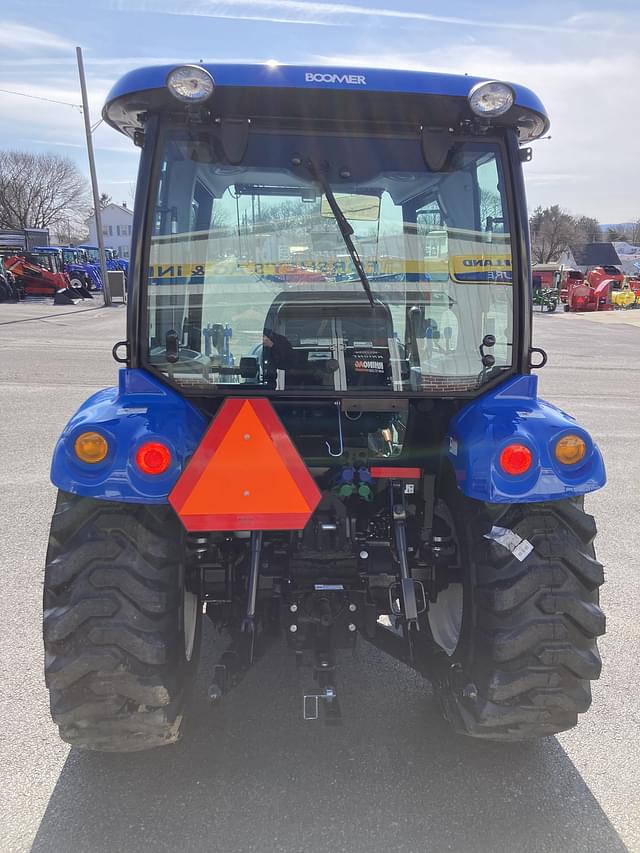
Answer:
166, 65, 215, 103
468, 81, 514, 117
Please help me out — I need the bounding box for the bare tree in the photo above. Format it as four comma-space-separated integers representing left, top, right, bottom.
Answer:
53, 218, 89, 246
0, 150, 91, 232
529, 205, 581, 263
480, 189, 503, 228
575, 215, 601, 244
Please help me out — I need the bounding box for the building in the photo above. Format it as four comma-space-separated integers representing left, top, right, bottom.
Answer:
612, 241, 640, 276
0, 228, 49, 251
86, 203, 134, 258
570, 242, 621, 272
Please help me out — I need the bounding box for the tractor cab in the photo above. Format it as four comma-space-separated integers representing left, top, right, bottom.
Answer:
61, 247, 83, 265
30, 247, 64, 275
44, 64, 606, 751
78, 244, 101, 264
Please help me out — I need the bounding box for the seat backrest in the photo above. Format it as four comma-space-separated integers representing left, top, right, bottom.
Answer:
265, 293, 397, 390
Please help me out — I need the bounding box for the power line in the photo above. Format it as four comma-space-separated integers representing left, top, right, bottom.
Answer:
0, 88, 82, 110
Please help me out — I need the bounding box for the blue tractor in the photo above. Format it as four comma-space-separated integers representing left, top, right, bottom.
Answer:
77, 245, 129, 289
59, 246, 103, 291
44, 64, 606, 751
108, 247, 129, 277
76, 245, 105, 290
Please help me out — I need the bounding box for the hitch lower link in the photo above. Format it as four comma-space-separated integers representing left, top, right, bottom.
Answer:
207, 530, 277, 704
389, 482, 427, 663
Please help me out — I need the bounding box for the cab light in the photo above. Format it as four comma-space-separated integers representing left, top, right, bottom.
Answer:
468, 81, 514, 117
136, 442, 172, 475
555, 435, 587, 466
74, 431, 109, 464
499, 443, 533, 476
166, 65, 215, 103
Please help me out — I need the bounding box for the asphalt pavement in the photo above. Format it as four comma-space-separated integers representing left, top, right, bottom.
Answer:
1, 300, 639, 853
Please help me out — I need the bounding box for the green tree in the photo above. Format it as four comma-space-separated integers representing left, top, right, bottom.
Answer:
607, 227, 625, 242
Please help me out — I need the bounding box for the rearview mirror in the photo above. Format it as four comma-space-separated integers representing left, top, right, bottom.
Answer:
321, 193, 381, 221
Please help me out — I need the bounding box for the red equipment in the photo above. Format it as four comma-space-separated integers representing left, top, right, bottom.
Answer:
557, 269, 585, 304
564, 278, 613, 312
586, 265, 624, 290
5, 253, 70, 297
3, 253, 90, 303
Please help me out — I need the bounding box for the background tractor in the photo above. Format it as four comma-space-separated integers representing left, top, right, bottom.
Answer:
43, 64, 606, 752
57, 246, 102, 291
4, 249, 91, 303
0, 256, 20, 301
531, 272, 558, 312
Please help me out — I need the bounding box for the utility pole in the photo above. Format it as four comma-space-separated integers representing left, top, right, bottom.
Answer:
76, 46, 111, 306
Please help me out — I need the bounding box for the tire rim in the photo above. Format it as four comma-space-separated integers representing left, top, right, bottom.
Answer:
428, 583, 463, 656
183, 590, 198, 661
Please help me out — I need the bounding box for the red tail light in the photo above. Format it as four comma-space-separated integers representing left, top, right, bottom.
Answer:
135, 441, 172, 475
499, 443, 533, 476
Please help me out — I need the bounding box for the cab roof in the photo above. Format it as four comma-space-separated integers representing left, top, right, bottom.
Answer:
103, 62, 549, 142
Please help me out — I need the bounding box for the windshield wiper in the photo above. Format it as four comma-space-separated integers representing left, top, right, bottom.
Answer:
305, 159, 375, 306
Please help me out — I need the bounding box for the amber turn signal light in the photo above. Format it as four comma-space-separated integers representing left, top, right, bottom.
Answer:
499, 443, 533, 476
555, 434, 587, 465
74, 431, 109, 464
135, 441, 172, 475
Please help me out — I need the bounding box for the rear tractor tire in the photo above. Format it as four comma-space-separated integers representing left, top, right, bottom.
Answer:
430, 479, 605, 741
43, 491, 200, 752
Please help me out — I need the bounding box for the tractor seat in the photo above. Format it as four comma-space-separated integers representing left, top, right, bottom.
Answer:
262, 291, 398, 391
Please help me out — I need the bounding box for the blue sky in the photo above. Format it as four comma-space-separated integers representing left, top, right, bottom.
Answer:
1, 0, 638, 222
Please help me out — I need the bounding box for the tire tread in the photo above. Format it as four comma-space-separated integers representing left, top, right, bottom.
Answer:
43, 491, 197, 752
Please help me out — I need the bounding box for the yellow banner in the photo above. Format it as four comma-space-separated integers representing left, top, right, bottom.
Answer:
449, 254, 513, 282
147, 255, 513, 283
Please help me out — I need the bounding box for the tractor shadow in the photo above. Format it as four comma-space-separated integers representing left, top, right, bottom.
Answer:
32, 625, 627, 853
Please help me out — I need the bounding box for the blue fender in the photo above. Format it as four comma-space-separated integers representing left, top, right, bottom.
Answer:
51, 369, 207, 503
446, 374, 606, 503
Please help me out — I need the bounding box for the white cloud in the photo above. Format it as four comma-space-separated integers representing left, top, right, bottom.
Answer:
0, 21, 74, 53
106, 0, 620, 34
309, 46, 639, 221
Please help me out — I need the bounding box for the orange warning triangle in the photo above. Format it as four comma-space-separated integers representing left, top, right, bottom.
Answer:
169, 398, 321, 532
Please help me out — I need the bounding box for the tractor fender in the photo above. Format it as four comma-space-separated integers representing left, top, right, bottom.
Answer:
446, 374, 606, 503
51, 368, 207, 503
